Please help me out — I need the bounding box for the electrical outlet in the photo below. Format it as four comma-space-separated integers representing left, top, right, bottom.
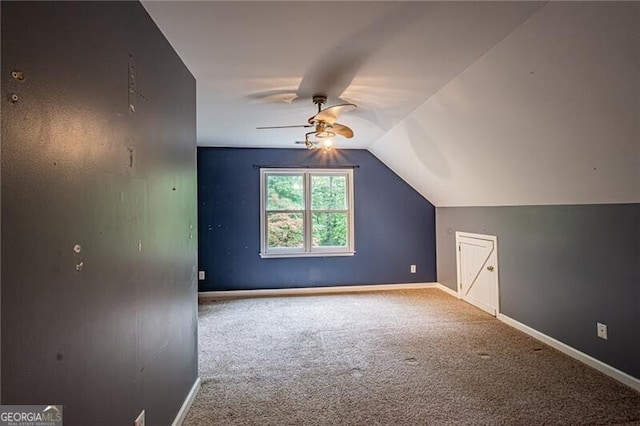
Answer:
410, 265, 416, 274
134, 410, 145, 426
597, 322, 608, 340
198, 270, 205, 280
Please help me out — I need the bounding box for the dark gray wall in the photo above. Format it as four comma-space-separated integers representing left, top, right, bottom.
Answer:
198, 148, 436, 291
0, 3, 2, 403
1, 2, 198, 425
436, 204, 640, 379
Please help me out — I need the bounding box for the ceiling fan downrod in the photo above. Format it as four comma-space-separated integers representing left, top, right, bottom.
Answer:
312, 94, 327, 114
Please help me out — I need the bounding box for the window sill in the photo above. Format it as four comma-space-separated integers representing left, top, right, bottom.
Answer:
259, 251, 356, 259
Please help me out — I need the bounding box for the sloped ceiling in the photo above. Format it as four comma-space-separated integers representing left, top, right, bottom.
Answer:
143, 1, 639, 207
370, 2, 640, 206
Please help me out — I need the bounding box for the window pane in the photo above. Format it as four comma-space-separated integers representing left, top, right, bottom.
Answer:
267, 212, 304, 249
267, 175, 304, 210
312, 212, 347, 248
311, 175, 347, 210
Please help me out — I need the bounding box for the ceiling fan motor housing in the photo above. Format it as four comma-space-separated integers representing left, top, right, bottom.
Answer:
312, 94, 327, 107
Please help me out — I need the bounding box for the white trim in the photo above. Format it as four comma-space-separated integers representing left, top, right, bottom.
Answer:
259, 250, 355, 259
498, 314, 640, 392
260, 168, 355, 258
455, 232, 500, 316
431, 286, 640, 391
464, 294, 496, 316
455, 231, 498, 240
199, 282, 438, 301
171, 377, 201, 426
434, 283, 461, 298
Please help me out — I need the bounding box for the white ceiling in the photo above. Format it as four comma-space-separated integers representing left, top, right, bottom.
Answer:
370, 2, 640, 206
143, 1, 639, 207
142, 1, 544, 149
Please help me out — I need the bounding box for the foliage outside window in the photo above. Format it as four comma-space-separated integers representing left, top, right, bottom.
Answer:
260, 168, 355, 258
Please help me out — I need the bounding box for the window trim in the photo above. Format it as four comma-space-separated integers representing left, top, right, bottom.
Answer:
260, 168, 355, 258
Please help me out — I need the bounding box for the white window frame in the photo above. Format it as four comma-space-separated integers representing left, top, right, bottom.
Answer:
260, 168, 355, 258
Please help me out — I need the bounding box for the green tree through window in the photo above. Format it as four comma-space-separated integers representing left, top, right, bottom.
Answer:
311, 175, 347, 247
266, 174, 304, 249
260, 169, 354, 257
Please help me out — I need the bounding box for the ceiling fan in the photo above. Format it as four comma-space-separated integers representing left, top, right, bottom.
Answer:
257, 95, 356, 149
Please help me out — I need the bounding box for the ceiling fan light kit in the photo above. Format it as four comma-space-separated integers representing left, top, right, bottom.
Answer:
258, 94, 357, 149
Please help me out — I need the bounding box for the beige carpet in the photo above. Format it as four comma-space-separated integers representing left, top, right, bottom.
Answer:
185, 289, 640, 425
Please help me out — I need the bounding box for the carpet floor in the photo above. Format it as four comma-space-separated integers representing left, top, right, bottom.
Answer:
184, 289, 640, 425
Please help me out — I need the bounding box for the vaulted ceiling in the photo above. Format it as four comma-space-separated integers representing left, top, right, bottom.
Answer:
143, 1, 639, 207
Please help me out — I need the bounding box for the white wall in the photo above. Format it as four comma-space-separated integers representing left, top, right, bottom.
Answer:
370, 2, 639, 207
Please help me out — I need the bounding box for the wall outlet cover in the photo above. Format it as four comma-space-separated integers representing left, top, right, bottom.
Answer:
134, 410, 145, 426
410, 265, 417, 273
597, 322, 608, 340
198, 270, 205, 280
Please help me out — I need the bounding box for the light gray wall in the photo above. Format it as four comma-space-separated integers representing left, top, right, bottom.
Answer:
1, 2, 197, 424
436, 204, 640, 379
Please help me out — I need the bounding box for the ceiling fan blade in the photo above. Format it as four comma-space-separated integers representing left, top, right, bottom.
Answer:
332, 123, 354, 139
257, 124, 313, 129
308, 103, 357, 124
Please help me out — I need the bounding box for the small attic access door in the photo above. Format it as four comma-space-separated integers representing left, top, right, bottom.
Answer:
456, 232, 499, 316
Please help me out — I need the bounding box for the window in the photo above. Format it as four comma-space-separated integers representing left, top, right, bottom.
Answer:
260, 168, 355, 258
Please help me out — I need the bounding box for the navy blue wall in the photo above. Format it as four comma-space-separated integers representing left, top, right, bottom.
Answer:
198, 148, 436, 291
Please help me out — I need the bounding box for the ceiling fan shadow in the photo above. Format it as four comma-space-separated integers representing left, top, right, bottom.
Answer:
246, 3, 433, 129
405, 117, 451, 179
246, 89, 299, 104
346, 105, 394, 131
297, 3, 431, 101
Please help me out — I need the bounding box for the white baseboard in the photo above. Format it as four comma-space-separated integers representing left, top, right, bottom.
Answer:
199, 282, 438, 301
434, 283, 460, 298
498, 314, 640, 392
172, 377, 201, 426
435, 281, 640, 392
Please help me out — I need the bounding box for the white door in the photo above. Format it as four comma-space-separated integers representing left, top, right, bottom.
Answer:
456, 232, 499, 316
